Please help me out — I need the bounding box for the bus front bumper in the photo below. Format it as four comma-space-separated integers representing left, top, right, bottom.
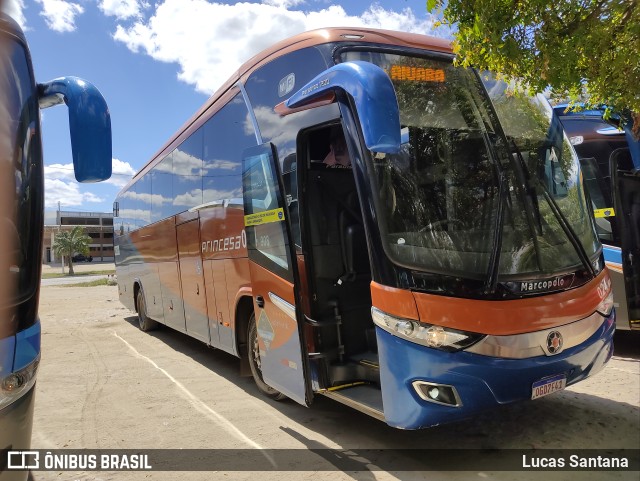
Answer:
376, 311, 615, 429
0, 384, 35, 481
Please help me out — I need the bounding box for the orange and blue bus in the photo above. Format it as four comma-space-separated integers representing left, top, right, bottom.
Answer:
553, 106, 639, 331
114, 27, 615, 429
0, 13, 112, 477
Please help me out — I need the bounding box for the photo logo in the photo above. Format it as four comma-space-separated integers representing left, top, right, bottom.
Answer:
7, 451, 39, 470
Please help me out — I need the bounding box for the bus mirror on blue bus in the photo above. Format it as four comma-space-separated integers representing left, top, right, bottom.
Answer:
281, 61, 401, 154
38, 76, 112, 182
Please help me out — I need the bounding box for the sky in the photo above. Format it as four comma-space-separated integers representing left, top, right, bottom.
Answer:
2, 0, 451, 224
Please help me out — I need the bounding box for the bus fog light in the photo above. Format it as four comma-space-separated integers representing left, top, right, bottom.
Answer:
413, 381, 462, 407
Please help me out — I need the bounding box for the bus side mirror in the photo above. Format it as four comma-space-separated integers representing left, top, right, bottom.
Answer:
38, 76, 112, 182
281, 61, 401, 154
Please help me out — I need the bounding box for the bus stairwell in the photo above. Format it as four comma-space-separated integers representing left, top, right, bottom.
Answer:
300, 126, 383, 414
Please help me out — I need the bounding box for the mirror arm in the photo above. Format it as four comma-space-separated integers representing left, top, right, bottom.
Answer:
283, 61, 401, 154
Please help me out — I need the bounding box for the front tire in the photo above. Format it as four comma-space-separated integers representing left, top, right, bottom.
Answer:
248, 313, 286, 401
137, 289, 158, 332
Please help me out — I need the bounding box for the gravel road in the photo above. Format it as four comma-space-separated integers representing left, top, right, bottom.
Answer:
30, 285, 639, 481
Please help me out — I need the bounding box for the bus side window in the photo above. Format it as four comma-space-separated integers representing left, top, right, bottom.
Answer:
202, 92, 255, 206
173, 129, 204, 211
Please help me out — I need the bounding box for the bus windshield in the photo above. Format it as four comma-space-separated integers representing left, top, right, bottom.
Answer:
341, 51, 599, 282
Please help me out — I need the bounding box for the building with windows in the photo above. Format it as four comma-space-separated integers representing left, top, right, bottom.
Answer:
43, 211, 114, 263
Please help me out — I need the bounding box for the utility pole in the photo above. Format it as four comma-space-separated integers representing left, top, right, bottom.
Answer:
58, 201, 64, 274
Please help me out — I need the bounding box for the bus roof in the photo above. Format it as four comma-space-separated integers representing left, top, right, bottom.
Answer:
126, 27, 452, 189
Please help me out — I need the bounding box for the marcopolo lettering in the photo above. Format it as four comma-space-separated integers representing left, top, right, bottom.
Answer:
521, 277, 565, 292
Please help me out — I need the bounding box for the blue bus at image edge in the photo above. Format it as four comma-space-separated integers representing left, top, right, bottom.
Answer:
0, 13, 112, 479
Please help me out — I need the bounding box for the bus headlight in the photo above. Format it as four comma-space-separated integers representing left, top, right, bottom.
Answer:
371, 307, 485, 351
0, 357, 39, 409
596, 290, 614, 317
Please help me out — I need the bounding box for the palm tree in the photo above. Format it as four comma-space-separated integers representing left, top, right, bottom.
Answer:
52, 226, 91, 275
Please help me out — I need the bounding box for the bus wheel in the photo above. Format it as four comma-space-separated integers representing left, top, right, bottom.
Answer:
137, 289, 158, 332
248, 313, 286, 401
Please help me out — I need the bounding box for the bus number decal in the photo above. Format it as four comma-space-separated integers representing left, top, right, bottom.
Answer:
596, 276, 611, 299
202, 230, 247, 253
259, 235, 271, 248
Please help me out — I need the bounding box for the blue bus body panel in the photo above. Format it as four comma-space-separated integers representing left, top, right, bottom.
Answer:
376, 313, 615, 429
623, 124, 640, 170
603, 244, 622, 265
14, 321, 41, 371
0, 335, 16, 378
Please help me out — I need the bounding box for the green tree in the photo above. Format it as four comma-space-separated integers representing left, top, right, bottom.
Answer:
427, 0, 640, 132
52, 226, 91, 276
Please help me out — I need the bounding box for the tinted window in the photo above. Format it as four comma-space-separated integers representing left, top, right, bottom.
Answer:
244, 46, 331, 160
202, 93, 256, 204
136, 173, 152, 228
151, 154, 173, 222
173, 128, 203, 211
242, 144, 293, 281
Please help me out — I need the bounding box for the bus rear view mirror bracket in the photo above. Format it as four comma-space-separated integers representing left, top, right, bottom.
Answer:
276, 61, 402, 154
38, 76, 112, 182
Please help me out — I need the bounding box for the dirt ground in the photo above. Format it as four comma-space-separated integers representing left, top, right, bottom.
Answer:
29, 284, 639, 481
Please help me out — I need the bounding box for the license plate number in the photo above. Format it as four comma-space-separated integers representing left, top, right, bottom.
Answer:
531, 374, 566, 400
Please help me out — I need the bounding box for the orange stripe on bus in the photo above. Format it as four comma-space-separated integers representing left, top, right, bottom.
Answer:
372, 270, 610, 336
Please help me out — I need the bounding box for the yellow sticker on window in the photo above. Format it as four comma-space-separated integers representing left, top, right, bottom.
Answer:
593, 208, 615, 218
244, 208, 285, 226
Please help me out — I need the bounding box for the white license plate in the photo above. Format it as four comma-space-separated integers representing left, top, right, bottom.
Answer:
531, 374, 567, 400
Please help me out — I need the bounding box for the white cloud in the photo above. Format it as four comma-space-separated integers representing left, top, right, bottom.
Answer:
44, 162, 76, 183
36, 0, 84, 33
45, 157, 135, 187
2, 0, 27, 30
262, 0, 306, 7
110, 157, 136, 187
99, 0, 146, 20
113, 0, 445, 95
45, 178, 104, 208
43, 157, 134, 211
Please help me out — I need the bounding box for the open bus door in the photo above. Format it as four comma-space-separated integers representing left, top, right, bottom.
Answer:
248, 61, 402, 406
241, 143, 309, 404
612, 149, 640, 329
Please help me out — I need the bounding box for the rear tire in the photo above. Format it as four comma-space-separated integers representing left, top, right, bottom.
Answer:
248, 313, 286, 401
137, 289, 158, 332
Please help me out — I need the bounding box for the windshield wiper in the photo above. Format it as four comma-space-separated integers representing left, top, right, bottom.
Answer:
535, 179, 596, 277
484, 168, 506, 293
509, 139, 596, 278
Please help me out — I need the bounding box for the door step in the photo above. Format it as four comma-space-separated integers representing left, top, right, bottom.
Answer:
328, 350, 379, 385
320, 384, 384, 421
